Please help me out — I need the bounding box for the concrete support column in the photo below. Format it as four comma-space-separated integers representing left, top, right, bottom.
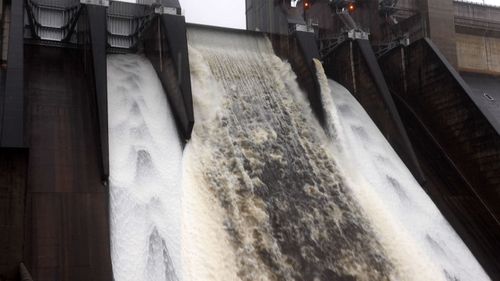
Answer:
87, 4, 109, 180
420, 0, 458, 68
1, 0, 24, 147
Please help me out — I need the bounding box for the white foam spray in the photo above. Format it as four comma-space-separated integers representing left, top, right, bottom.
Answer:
181, 44, 241, 281
182, 27, 398, 281
314, 59, 491, 281
106, 30, 490, 281
107, 54, 183, 281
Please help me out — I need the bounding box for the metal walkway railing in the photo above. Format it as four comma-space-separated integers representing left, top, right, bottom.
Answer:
24, 0, 165, 49
25, 0, 81, 41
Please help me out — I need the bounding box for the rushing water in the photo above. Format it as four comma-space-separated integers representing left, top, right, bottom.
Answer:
107, 27, 490, 281
183, 27, 397, 281
108, 55, 182, 281
315, 61, 491, 281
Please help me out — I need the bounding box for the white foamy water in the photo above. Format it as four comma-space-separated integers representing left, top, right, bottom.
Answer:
183, 27, 400, 281
106, 29, 490, 281
315, 60, 491, 281
107, 54, 182, 281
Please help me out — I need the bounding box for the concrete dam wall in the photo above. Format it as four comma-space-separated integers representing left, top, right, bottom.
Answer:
0, 1, 324, 280
380, 38, 500, 278
0, 0, 499, 280
456, 33, 500, 75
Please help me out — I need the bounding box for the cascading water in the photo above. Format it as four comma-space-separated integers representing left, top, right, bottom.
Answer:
183, 27, 397, 281
107, 55, 182, 281
107, 27, 490, 281
183, 26, 491, 281
315, 63, 491, 281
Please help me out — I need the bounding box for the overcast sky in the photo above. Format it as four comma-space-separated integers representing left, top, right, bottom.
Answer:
177, 0, 500, 29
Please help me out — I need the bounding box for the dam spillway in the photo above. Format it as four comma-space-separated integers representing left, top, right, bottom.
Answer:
184, 27, 394, 280
1, 0, 499, 280
107, 55, 182, 281
320, 76, 490, 281
105, 26, 490, 281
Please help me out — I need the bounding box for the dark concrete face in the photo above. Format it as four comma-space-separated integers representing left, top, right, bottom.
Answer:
85, 5, 109, 180
420, 0, 458, 67
22, 45, 113, 281
461, 72, 500, 133
0, 148, 28, 281
1, 0, 25, 148
287, 31, 324, 126
322, 39, 424, 184
267, 30, 325, 125
246, 0, 305, 35
143, 15, 194, 141
246, 0, 281, 33
379, 40, 500, 280
160, 0, 181, 9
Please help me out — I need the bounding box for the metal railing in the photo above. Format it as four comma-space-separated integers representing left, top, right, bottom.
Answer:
24, 0, 178, 49
106, 1, 155, 48
25, 0, 81, 41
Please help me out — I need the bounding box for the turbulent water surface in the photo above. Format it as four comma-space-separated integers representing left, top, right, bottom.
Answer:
107, 27, 490, 281
316, 68, 491, 281
108, 55, 182, 281
183, 27, 397, 281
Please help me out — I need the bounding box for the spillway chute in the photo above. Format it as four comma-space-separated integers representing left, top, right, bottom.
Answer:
105, 25, 491, 281
315, 60, 491, 281
183, 26, 398, 281
107, 54, 183, 281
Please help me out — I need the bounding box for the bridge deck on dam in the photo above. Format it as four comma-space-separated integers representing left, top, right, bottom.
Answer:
22, 45, 112, 281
